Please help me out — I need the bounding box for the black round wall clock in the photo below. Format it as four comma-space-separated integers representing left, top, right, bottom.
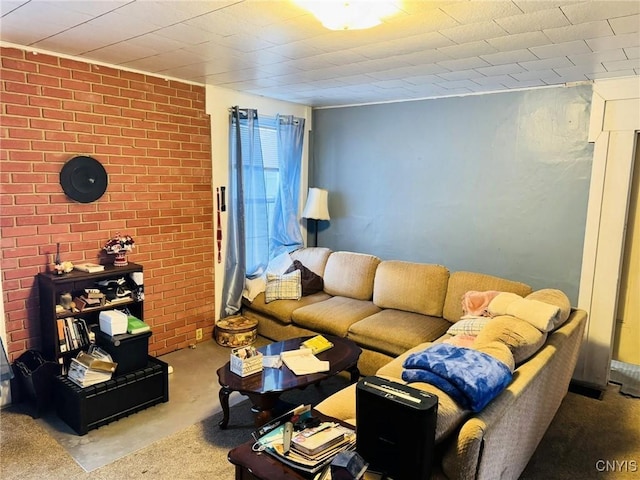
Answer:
59, 156, 108, 203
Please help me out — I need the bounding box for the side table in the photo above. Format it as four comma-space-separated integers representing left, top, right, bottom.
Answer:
228, 412, 384, 480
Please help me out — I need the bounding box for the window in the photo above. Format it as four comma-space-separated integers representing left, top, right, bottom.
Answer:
223, 108, 305, 316
260, 121, 279, 224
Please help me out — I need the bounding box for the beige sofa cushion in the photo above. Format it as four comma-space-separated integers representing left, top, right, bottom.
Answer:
443, 271, 532, 323
373, 261, 449, 316
315, 346, 472, 446
315, 373, 470, 445
291, 296, 381, 337
473, 340, 516, 372
474, 315, 547, 364
290, 247, 332, 276
348, 310, 450, 357
242, 291, 330, 324
526, 288, 572, 330
374, 342, 471, 442
323, 251, 380, 300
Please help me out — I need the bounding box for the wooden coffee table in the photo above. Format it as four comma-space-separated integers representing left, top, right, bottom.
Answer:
217, 335, 361, 429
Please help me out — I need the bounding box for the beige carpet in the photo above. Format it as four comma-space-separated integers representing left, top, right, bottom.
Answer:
520, 383, 640, 479
2, 344, 639, 479
31, 339, 256, 472
1, 375, 350, 480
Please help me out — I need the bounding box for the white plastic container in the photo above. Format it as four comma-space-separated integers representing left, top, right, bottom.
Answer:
99, 310, 128, 336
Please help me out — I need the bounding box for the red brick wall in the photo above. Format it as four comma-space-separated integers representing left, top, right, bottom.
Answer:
0, 47, 216, 361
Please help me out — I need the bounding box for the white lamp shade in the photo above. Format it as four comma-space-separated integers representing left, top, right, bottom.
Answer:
302, 188, 330, 220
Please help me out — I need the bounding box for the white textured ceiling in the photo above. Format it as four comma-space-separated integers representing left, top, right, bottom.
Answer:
1, 0, 639, 107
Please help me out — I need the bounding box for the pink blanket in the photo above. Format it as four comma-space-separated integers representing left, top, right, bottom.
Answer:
461, 290, 500, 317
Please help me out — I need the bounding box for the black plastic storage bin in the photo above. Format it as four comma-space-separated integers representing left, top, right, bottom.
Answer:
12, 350, 61, 418
95, 329, 151, 375
53, 355, 169, 435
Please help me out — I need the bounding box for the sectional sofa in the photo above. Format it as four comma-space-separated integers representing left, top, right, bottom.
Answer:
241, 247, 588, 479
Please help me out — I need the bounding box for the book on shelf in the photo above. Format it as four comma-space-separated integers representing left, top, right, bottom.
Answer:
106, 296, 133, 305
74, 294, 105, 311
74, 263, 105, 273
127, 315, 150, 334
301, 335, 334, 355
84, 288, 104, 299
56, 318, 67, 353
58, 317, 91, 353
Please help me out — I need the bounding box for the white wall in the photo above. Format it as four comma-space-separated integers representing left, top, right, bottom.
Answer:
576, 76, 640, 388
0, 264, 12, 406
205, 86, 312, 320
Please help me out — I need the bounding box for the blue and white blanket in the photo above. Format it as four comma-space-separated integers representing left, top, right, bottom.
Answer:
402, 343, 513, 412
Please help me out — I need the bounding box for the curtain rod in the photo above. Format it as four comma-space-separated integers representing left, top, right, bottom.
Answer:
228, 106, 257, 120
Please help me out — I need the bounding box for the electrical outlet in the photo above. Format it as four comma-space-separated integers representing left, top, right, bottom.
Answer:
195, 328, 203, 340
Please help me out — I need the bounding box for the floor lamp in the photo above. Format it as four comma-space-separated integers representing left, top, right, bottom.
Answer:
302, 188, 330, 247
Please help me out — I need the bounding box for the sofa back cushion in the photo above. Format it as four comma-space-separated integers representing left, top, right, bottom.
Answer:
443, 271, 532, 323
373, 261, 450, 316
323, 251, 381, 300
290, 247, 332, 276
474, 315, 547, 365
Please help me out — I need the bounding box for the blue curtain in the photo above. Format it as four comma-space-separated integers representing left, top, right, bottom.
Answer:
220, 107, 266, 317
270, 114, 305, 258
221, 108, 305, 317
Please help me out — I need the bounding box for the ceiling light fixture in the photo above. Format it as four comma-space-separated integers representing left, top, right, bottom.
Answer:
295, 1, 401, 31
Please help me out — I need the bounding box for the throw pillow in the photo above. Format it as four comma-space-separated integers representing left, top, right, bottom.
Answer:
264, 270, 302, 303
447, 317, 491, 336
266, 251, 293, 275
285, 260, 324, 296
243, 275, 266, 302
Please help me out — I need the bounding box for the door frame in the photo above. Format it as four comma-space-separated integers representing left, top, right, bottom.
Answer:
576, 76, 640, 387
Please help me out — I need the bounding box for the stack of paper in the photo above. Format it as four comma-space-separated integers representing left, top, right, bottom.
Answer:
292, 423, 346, 456
261, 423, 356, 475
281, 349, 329, 375
67, 349, 117, 388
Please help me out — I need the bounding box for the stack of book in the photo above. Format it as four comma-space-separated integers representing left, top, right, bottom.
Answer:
256, 411, 356, 475
67, 348, 117, 388
301, 335, 334, 354
74, 289, 106, 311
291, 423, 355, 458
127, 315, 150, 334
57, 317, 91, 353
